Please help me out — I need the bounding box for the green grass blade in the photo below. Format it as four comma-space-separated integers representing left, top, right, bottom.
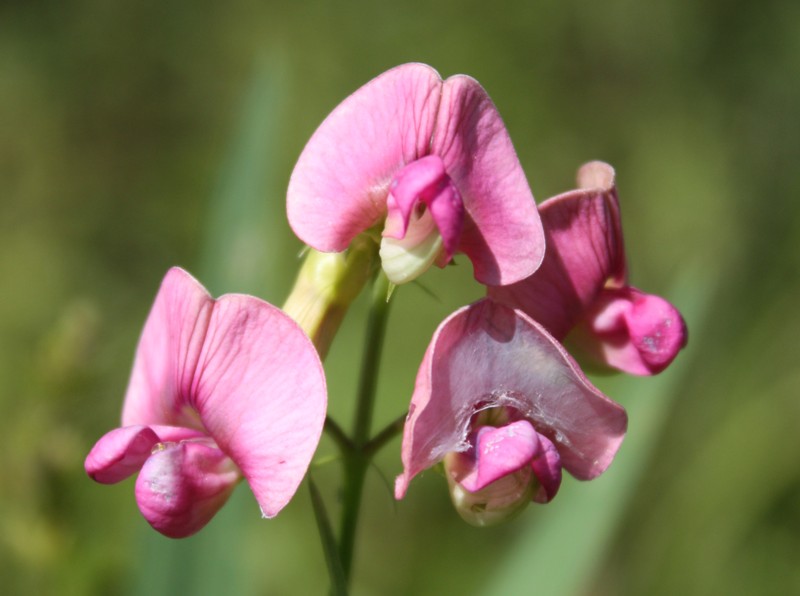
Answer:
130, 51, 288, 596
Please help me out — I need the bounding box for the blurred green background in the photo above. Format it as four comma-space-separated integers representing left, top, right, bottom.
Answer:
2, 0, 798, 594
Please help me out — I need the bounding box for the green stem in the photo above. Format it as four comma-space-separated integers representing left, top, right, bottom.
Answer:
337, 272, 392, 583
282, 237, 378, 360
364, 413, 407, 458
324, 415, 353, 454
308, 476, 348, 596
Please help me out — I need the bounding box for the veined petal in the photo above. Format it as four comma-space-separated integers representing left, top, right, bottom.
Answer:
135, 439, 240, 538
432, 75, 544, 286
192, 294, 327, 518
489, 161, 624, 338
573, 287, 688, 375
287, 63, 442, 252
395, 299, 627, 498
122, 267, 214, 430
116, 268, 326, 523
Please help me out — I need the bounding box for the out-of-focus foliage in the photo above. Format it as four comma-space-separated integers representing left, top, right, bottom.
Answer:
1, 0, 798, 594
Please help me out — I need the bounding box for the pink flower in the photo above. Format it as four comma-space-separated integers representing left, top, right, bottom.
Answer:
84, 268, 326, 538
287, 63, 544, 286
395, 298, 627, 525
489, 161, 687, 375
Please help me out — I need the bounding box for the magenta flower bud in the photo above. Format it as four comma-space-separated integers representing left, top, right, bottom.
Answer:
489, 161, 687, 376
573, 287, 688, 375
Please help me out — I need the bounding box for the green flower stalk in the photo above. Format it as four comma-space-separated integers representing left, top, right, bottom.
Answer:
282, 235, 379, 359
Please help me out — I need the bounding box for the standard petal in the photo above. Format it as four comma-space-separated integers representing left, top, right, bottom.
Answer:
121, 267, 214, 429
287, 63, 442, 252
432, 75, 544, 285
573, 287, 688, 375
489, 161, 625, 338
192, 294, 327, 518
135, 440, 240, 538
395, 299, 627, 497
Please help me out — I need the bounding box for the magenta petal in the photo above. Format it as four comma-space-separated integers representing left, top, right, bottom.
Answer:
427, 177, 465, 260
192, 294, 327, 518
432, 75, 544, 285
135, 440, 239, 538
122, 267, 214, 429
576, 287, 688, 375
489, 161, 624, 338
85, 425, 207, 484
459, 420, 538, 493
85, 426, 160, 484
383, 155, 464, 259
384, 155, 448, 238
529, 433, 562, 504
287, 63, 442, 252
395, 299, 627, 498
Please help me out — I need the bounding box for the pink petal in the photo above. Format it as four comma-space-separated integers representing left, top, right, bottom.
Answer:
122, 267, 214, 429
395, 299, 627, 498
85, 426, 160, 484
489, 161, 624, 338
287, 63, 442, 252
383, 155, 464, 260
529, 433, 562, 504
432, 75, 544, 285
458, 420, 539, 493
135, 440, 240, 538
574, 287, 688, 375
85, 425, 210, 484
118, 267, 327, 520
192, 294, 327, 518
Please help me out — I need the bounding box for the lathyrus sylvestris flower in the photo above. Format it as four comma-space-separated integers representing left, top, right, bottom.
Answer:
395, 298, 627, 526
84, 268, 326, 538
287, 63, 544, 286
490, 161, 687, 376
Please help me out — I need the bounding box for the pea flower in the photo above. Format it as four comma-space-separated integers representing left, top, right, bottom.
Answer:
287, 63, 544, 286
395, 298, 627, 526
84, 268, 326, 538
489, 161, 687, 375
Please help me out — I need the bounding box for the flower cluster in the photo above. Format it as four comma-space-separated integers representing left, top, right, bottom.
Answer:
86, 63, 686, 537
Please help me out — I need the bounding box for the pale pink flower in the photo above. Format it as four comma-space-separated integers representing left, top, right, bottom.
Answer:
287, 63, 544, 286
85, 268, 326, 538
395, 298, 627, 525
490, 161, 687, 375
